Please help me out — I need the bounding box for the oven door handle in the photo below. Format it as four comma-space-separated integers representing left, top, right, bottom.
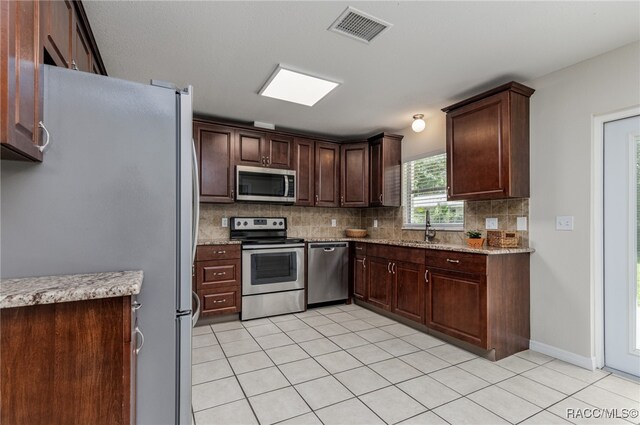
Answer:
242, 244, 305, 250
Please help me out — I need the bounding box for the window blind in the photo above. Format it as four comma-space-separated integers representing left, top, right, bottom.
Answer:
402, 153, 464, 229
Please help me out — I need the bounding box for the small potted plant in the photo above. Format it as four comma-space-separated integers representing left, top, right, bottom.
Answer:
466, 230, 485, 248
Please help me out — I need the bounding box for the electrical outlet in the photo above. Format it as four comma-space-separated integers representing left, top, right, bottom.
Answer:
485, 217, 498, 230
516, 217, 528, 231
373, 219, 378, 228
556, 216, 574, 231
221, 217, 228, 227
331, 219, 337, 227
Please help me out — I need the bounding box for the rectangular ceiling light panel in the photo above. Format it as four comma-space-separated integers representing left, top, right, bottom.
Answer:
259, 66, 339, 107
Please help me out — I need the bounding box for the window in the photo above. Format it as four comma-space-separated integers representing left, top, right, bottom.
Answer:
403, 153, 464, 230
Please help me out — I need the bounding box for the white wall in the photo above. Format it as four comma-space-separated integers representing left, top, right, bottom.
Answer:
528, 41, 640, 364
400, 113, 446, 162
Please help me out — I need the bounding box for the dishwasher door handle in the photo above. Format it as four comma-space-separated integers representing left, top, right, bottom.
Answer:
323, 247, 336, 252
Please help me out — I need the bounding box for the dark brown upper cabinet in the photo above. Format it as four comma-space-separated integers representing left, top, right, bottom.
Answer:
315, 142, 340, 207
235, 129, 292, 169
41, 0, 73, 69
1, 0, 44, 162
442, 81, 534, 201
340, 142, 369, 207
194, 121, 235, 203
369, 133, 403, 207
293, 138, 315, 207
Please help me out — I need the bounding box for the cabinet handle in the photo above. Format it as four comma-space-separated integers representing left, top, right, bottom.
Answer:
261, 156, 265, 166
266, 156, 270, 165
362, 257, 366, 269
132, 301, 142, 311
230, 189, 235, 199
217, 250, 226, 254
134, 327, 145, 354
37, 121, 50, 152
71, 60, 79, 71
424, 269, 429, 283
379, 194, 383, 203
315, 194, 319, 205
446, 259, 460, 264
387, 262, 391, 273
392, 263, 396, 274
214, 272, 226, 276
213, 299, 227, 303
355, 247, 363, 251
340, 196, 344, 205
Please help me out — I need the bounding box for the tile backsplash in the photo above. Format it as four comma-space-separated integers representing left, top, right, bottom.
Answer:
198, 199, 529, 247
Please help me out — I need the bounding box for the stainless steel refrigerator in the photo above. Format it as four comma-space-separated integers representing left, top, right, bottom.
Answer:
1, 65, 197, 424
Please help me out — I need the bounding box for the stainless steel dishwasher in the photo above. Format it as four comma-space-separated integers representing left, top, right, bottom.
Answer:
307, 242, 349, 304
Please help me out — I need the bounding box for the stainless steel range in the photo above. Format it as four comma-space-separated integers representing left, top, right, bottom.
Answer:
231, 217, 305, 320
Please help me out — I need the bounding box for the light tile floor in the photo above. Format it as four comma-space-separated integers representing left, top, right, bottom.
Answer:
191, 304, 640, 425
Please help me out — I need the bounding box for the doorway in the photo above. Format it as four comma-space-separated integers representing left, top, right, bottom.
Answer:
604, 114, 640, 377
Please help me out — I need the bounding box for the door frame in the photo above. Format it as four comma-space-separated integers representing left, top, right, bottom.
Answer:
592, 105, 640, 369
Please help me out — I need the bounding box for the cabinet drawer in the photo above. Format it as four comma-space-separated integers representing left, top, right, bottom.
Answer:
196, 244, 241, 261
353, 243, 367, 255
425, 250, 486, 274
368, 244, 425, 265
200, 287, 240, 316
197, 260, 240, 290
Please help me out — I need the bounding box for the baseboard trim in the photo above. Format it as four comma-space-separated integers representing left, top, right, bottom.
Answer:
529, 340, 597, 370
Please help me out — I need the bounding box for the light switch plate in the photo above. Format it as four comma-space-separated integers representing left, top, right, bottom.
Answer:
331, 219, 337, 227
373, 219, 378, 228
517, 217, 528, 231
556, 216, 574, 231
485, 217, 498, 230
221, 217, 228, 227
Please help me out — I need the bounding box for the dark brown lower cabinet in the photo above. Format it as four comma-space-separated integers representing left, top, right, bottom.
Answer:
353, 242, 530, 360
392, 261, 425, 323
194, 244, 241, 316
1, 296, 136, 424
426, 268, 487, 347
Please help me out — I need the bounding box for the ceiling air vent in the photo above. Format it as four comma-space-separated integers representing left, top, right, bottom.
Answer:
328, 7, 392, 44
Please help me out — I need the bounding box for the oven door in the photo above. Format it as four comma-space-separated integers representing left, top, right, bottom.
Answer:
242, 245, 305, 296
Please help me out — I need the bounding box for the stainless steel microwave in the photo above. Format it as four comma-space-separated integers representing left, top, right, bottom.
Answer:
236, 165, 296, 203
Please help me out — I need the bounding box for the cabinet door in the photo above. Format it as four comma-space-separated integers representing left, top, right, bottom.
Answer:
315, 142, 340, 207
200, 286, 241, 316
367, 256, 391, 310
293, 138, 315, 206
265, 134, 292, 169
194, 123, 235, 203
426, 268, 487, 348
353, 255, 368, 300
236, 129, 266, 167
392, 261, 425, 323
369, 140, 383, 206
72, 15, 92, 72
340, 142, 369, 207
1, 0, 43, 161
41, 0, 73, 68
446, 92, 509, 200
196, 259, 240, 290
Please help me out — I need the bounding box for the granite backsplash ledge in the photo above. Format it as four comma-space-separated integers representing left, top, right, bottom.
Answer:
198, 199, 529, 247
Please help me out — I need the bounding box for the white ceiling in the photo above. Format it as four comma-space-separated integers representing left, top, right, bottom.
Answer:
84, 1, 639, 140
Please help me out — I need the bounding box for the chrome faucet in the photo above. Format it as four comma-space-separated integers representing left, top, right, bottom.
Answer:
425, 210, 436, 243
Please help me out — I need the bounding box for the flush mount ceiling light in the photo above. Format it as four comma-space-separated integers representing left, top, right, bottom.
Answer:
412, 114, 426, 133
259, 66, 340, 107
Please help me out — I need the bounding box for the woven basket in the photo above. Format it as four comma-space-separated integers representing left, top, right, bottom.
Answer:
345, 228, 367, 238
487, 231, 519, 248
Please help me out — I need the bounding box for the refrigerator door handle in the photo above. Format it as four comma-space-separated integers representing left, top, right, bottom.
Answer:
191, 290, 201, 327
192, 140, 200, 263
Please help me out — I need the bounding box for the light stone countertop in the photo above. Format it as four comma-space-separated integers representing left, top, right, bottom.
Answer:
0, 270, 143, 309
198, 237, 534, 255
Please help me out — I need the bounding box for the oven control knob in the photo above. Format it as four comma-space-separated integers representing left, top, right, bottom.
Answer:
279, 221, 283, 226
236, 221, 241, 227
273, 221, 277, 226
243, 221, 248, 226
